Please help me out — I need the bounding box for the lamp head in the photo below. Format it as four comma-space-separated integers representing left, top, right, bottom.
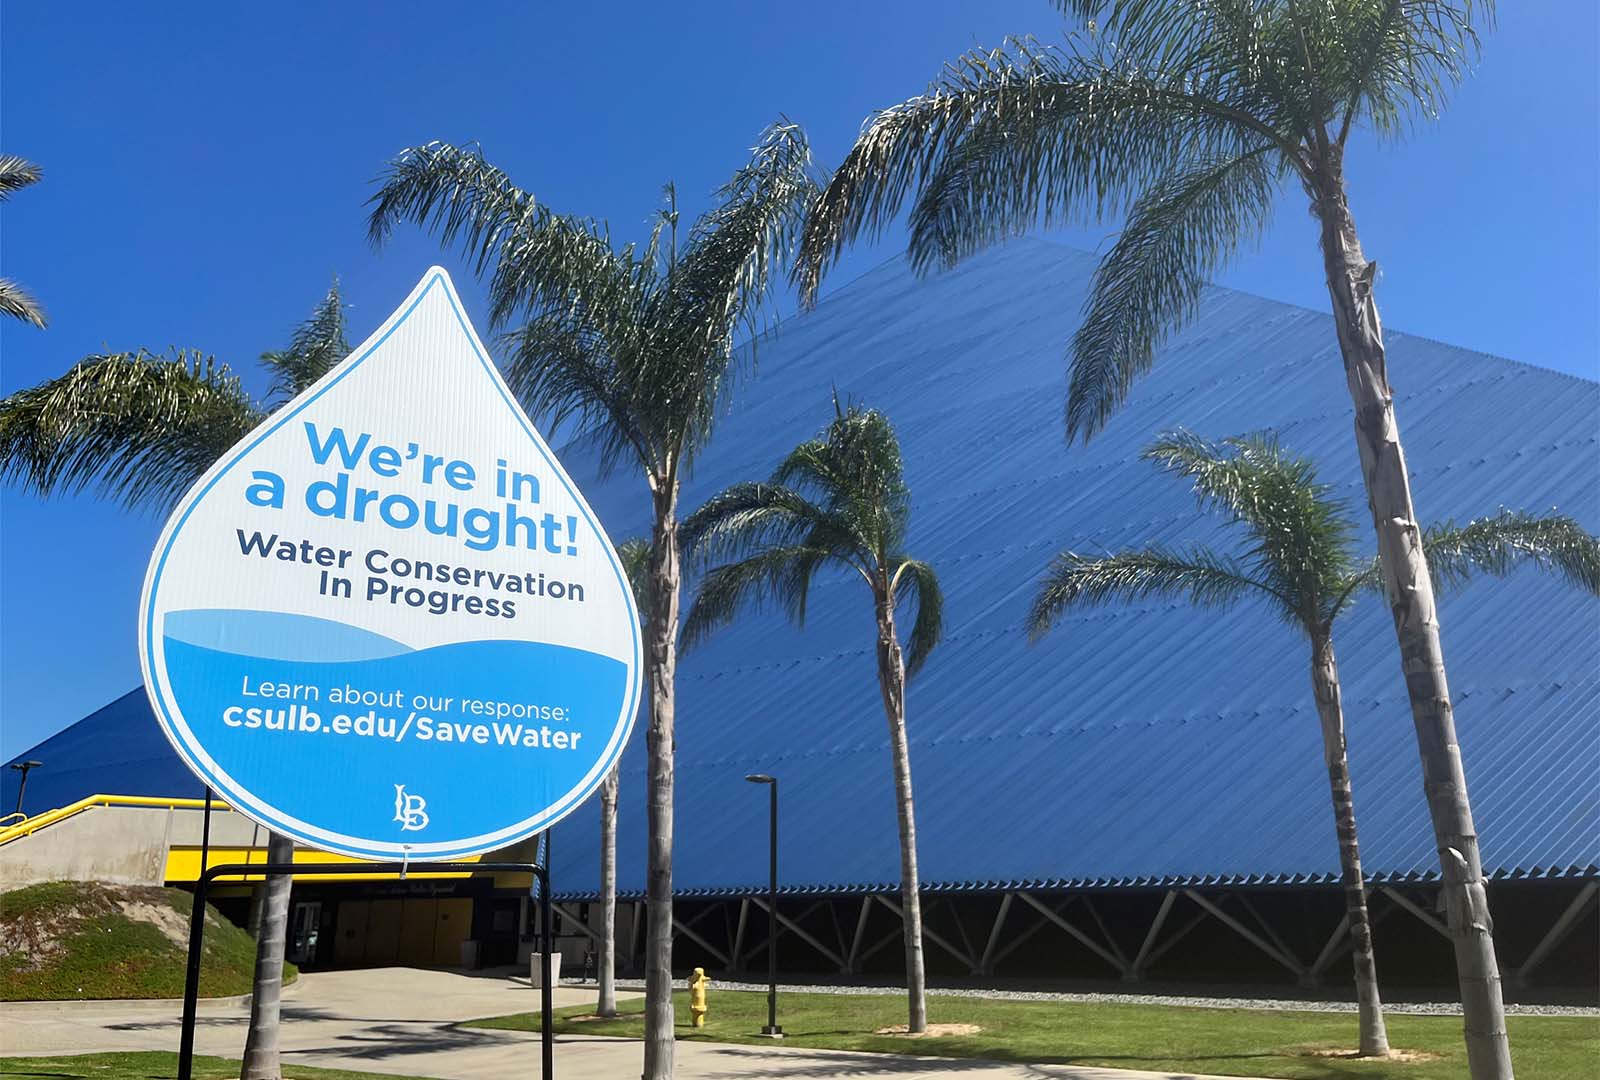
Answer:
9, 761, 42, 771
744, 773, 775, 785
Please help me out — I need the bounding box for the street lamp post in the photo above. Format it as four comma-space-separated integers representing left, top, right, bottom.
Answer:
744, 773, 782, 1037
9, 760, 43, 816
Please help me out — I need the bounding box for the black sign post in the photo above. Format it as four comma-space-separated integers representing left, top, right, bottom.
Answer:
177, 859, 553, 1080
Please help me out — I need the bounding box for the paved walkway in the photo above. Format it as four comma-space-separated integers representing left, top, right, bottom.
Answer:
1, 967, 1266, 1080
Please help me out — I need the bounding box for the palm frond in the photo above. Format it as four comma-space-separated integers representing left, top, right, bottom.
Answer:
499, 311, 650, 478
800, 0, 1496, 443
680, 481, 862, 575
800, 35, 1300, 301
771, 405, 909, 553
0, 350, 263, 511
367, 141, 637, 330
1417, 510, 1600, 595
681, 400, 935, 669
1027, 546, 1273, 641
654, 121, 817, 465
372, 141, 652, 474
1058, 0, 1489, 142
0, 156, 41, 199
679, 546, 835, 654
260, 281, 350, 404
891, 557, 943, 678
1143, 429, 1354, 613
366, 140, 557, 271
1331, 0, 1494, 142
487, 212, 644, 335
905, 53, 1287, 273
1051, 0, 1215, 52
1066, 148, 1280, 442
1, 158, 47, 327
1059, 0, 1323, 122
374, 126, 812, 488
0, 279, 46, 328
615, 536, 654, 624
669, 121, 816, 352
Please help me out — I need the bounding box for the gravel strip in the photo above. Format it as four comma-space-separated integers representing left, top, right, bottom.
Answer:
590, 978, 1597, 1017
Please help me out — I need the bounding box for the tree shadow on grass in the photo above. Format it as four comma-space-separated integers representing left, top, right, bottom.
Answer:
683, 1044, 1401, 1079
107, 1005, 432, 1032
684, 1046, 1042, 1077
278, 1020, 529, 1063
676, 1037, 1420, 1080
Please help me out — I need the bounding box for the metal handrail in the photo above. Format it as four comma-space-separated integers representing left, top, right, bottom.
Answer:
1, 794, 491, 883
178, 860, 555, 1080
0, 793, 233, 846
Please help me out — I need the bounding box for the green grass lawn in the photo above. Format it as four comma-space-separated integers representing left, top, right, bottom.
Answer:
0, 1052, 438, 1080
469, 989, 1599, 1079
0, 881, 294, 1001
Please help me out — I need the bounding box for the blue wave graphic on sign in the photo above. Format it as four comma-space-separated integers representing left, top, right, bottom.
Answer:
164, 608, 410, 662
162, 621, 627, 844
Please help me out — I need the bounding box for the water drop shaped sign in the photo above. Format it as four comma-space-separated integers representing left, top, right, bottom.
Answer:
139, 268, 642, 860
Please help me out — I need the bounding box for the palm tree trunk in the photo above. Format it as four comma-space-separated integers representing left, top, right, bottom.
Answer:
1310, 632, 1390, 1056
874, 588, 927, 1033
247, 882, 266, 939
1311, 153, 1512, 1079
597, 765, 620, 1018
241, 831, 294, 1080
643, 485, 680, 1080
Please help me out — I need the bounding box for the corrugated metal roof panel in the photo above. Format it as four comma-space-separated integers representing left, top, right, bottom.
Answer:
552, 239, 1598, 897
3, 689, 207, 812
7, 239, 1595, 897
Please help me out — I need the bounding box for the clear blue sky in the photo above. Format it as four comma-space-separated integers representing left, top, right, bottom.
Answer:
3, 1, 1596, 757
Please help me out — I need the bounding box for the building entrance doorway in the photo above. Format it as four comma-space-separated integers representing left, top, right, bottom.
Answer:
286, 900, 322, 965
333, 896, 471, 967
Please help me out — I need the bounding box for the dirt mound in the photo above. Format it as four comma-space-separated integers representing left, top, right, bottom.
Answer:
1303, 1047, 1442, 1063
0, 880, 293, 1001
874, 1022, 984, 1038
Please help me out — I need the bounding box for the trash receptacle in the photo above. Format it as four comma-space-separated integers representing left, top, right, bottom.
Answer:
460, 940, 481, 969
530, 952, 562, 987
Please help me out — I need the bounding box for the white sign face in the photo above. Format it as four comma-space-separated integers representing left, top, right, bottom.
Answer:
139, 268, 642, 861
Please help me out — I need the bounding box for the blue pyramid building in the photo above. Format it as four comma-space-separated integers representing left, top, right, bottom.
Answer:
555, 238, 1598, 898
7, 240, 1595, 982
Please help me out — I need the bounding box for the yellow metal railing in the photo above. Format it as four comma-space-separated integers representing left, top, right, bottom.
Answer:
0, 793, 488, 883
0, 793, 226, 846
164, 846, 478, 882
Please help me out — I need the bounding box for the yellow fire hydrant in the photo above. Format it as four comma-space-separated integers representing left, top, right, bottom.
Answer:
689, 967, 710, 1028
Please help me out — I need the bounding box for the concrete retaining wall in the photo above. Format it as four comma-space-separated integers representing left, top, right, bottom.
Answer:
0, 805, 175, 887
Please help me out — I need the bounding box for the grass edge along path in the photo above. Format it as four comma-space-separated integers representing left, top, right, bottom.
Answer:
0, 1052, 442, 1080
467, 988, 1599, 1080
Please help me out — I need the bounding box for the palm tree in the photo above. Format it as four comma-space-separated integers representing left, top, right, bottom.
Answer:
596, 536, 652, 1019
1028, 431, 1599, 1058
0, 284, 349, 1080
0, 155, 47, 328
241, 831, 295, 1078
680, 402, 943, 1032
795, 3, 1520, 1070
368, 123, 816, 1078
0, 282, 348, 507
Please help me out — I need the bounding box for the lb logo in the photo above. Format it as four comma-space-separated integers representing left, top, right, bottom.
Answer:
393, 785, 430, 831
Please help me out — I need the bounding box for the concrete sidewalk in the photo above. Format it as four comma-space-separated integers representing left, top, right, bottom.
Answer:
1, 967, 1269, 1080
